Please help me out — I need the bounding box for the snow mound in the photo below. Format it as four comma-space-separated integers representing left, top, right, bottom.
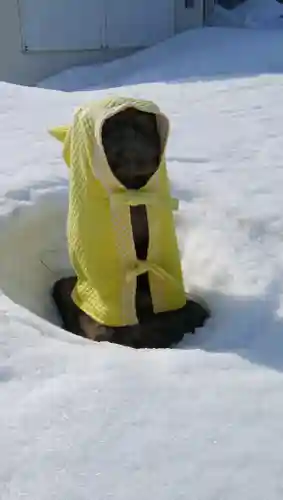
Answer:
38, 27, 283, 92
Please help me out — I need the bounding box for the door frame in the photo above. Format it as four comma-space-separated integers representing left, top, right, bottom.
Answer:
174, 0, 204, 33
174, 0, 216, 33
203, 0, 216, 23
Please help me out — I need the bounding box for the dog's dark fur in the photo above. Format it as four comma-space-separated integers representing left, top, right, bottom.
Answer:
52, 108, 209, 348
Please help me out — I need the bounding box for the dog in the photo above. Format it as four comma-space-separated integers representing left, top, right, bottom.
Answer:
52, 106, 210, 348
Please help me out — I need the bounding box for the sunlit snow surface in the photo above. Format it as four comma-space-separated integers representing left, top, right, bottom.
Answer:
1, 17, 283, 500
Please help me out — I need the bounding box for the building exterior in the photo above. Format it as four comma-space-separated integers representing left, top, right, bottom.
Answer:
0, 0, 216, 86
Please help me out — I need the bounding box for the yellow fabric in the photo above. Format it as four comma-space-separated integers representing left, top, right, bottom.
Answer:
49, 125, 69, 143
50, 96, 186, 326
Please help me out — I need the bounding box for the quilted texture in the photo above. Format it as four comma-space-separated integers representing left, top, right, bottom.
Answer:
49, 96, 186, 326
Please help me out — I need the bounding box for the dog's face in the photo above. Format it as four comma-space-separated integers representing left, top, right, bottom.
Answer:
101, 107, 161, 190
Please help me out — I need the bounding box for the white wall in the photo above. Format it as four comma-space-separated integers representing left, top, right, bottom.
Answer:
0, 0, 135, 86
20, 0, 174, 51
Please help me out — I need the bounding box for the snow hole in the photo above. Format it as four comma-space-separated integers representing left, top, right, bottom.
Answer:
0, 184, 186, 338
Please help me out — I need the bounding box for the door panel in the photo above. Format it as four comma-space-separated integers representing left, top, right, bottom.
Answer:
19, 0, 105, 51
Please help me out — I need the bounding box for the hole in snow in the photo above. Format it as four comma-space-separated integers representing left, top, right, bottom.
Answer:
0, 183, 188, 340
0, 186, 71, 327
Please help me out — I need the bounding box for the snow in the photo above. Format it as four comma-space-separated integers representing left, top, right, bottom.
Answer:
2, 9, 283, 500
38, 25, 283, 92
210, 0, 283, 29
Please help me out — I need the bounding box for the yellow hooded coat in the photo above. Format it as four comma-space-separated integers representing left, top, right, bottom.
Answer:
50, 96, 187, 326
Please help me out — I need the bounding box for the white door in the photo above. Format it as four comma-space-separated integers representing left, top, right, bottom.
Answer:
105, 0, 175, 49
175, 0, 204, 33
19, 0, 105, 51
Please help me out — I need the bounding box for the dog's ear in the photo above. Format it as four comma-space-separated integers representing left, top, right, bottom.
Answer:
49, 126, 69, 143
49, 125, 72, 167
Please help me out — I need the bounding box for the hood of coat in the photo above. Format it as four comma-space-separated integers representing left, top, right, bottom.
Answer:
49, 96, 170, 192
